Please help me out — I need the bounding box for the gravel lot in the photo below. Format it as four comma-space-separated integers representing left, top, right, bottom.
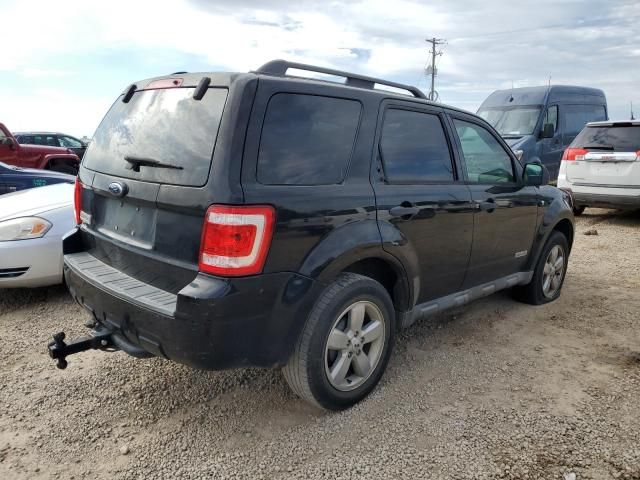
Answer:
1, 209, 639, 480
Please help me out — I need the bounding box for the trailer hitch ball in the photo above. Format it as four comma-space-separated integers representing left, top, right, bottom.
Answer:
47, 329, 113, 370
48, 332, 70, 370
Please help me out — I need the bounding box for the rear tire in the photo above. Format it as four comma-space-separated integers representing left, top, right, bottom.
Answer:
282, 273, 395, 410
513, 231, 569, 305
50, 163, 78, 175
573, 206, 585, 216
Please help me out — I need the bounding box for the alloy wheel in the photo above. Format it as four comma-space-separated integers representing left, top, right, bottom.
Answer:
542, 245, 565, 298
324, 301, 386, 392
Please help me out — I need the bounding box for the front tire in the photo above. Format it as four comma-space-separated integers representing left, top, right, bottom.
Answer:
283, 273, 395, 410
513, 231, 569, 305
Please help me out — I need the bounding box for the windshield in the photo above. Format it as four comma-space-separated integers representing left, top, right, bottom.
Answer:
477, 106, 541, 136
83, 87, 228, 187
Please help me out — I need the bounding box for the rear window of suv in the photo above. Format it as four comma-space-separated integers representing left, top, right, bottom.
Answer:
573, 124, 640, 151
257, 93, 361, 185
83, 87, 228, 187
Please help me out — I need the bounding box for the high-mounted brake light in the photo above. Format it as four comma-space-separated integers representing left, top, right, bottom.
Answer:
199, 205, 276, 277
73, 177, 82, 225
562, 148, 589, 161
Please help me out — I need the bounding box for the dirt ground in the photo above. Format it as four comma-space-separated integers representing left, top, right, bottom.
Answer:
1, 209, 639, 480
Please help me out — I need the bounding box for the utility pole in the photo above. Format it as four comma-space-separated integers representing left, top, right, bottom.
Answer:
631, 101, 635, 121
426, 37, 445, 102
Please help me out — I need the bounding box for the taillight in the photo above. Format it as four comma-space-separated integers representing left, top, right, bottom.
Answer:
73, 177, 82, 225
199, 205, 276, 277
562, 148, 588, 161
636, 150, 640, 160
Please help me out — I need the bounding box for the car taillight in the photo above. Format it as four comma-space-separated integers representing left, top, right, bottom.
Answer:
199, 205, 276, 277
74, 177, 82, 225
636, 150, 640, 160
562, 148, 588, 161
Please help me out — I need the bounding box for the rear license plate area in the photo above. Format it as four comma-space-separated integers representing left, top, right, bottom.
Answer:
93, 197, 157, 249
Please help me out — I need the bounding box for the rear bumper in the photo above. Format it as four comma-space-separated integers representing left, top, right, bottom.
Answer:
572, 191, 640, 209
64, 254, 318, 370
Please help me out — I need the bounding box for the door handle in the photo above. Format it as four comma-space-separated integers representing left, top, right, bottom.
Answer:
389, 205, 420, 218
476, 198, 496, 212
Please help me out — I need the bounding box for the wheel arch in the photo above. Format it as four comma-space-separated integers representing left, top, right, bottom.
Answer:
340, 256, 410, 313
527, 214, 575, 272
552, 217, 574, 252
298, 220, 413, 313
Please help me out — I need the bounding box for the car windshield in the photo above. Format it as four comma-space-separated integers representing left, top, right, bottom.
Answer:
477, 106, 542, 136
573, 125, 640, 151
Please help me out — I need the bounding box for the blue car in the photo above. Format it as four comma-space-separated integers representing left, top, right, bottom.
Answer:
0, 161, 74, 195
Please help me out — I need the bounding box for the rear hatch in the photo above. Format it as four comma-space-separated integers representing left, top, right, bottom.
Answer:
78, 78, 229, 293
565, 123, 640, 187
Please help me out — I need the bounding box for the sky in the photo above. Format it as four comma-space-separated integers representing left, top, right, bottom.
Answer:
1, 0, 638, 138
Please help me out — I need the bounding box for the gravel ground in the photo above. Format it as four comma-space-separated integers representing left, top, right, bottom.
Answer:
1, 209, 639, 480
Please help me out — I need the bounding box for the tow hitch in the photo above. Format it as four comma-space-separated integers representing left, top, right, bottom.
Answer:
47, 328, 115, 370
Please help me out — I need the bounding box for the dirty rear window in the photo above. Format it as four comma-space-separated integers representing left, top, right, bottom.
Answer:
573, 125, 640, 151
83, 87, 228, 187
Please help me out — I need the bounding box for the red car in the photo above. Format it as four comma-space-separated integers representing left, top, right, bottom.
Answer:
0, 123, 80, 175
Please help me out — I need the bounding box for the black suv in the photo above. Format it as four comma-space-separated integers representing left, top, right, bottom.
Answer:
50, 60, 574, 410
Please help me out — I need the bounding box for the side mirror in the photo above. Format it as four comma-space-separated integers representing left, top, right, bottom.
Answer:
540, 123, 555, 139
523, 162, 549, 186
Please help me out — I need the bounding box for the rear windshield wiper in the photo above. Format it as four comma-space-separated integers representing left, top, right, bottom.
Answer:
124, 155, 183, 172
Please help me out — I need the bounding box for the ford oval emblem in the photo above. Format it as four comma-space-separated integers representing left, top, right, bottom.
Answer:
108, 181, 127, 197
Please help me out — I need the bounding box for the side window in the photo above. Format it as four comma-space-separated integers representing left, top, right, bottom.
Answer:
544, 105, 558, 133
59, 136, 82, 148
379, 109, 454, 183
564, 105, 607, 136
46, 135, 61, 147
453, 119, 515, 183
257, 93, 361, 185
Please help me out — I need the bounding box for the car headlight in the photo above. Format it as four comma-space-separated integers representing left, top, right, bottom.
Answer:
513, 149, 524, 161
0, 217, 52, 241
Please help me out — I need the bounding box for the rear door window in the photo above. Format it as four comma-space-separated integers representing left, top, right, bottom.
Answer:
83, 87, 228, 187
257, 93, 361, 185
379, 109, 455, 183
573, 125, 640, 151
453, 119, 515, 183
564, 105, 607, 136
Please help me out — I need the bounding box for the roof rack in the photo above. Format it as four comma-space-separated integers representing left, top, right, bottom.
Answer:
255, 59, 427, 100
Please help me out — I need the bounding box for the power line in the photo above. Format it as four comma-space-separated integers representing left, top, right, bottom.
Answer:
426, 37, 445, 102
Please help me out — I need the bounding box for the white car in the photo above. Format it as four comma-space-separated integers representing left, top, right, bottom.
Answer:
0, 183, 75, 287
558, 120, 640, 214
